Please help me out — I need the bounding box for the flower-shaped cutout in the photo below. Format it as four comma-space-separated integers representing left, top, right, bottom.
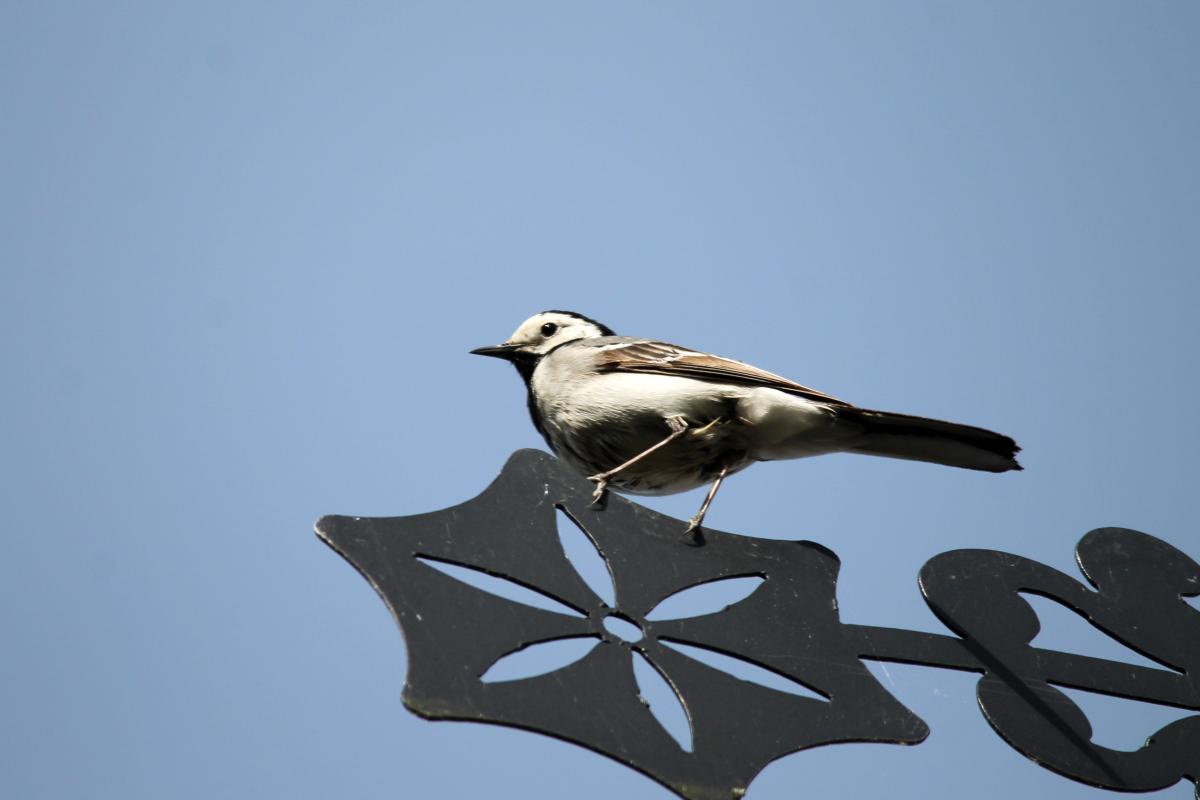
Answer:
317, 450, 927, 800
425, 507, 818, 752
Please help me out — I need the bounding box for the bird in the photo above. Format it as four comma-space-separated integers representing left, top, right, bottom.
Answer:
472, 310, 1021, 541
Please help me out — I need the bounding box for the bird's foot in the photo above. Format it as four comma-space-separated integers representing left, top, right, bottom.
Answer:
681, 518, 706, 547
586, 476, 608, 506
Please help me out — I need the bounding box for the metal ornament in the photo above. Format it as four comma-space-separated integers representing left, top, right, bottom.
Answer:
316, 449, 1200, 800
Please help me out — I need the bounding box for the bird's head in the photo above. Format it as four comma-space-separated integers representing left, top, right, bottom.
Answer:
471, 310, 615, 363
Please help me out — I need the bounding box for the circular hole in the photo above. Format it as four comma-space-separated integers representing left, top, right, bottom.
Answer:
602, 615, 644, 643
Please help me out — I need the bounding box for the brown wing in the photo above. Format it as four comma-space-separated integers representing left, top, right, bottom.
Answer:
594, 340, 852, 406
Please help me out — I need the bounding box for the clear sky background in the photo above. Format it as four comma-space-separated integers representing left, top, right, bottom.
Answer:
3, 3, 1198, 799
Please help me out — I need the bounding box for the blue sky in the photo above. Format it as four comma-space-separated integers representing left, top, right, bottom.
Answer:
2, 3, 1198, 798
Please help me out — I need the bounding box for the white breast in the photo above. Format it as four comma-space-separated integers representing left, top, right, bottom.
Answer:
529, 349, 749, 494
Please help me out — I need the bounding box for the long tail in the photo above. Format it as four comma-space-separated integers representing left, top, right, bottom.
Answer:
836, 407, 1022, 473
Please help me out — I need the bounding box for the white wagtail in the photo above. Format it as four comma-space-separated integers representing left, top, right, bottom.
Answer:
473, 310, 1021, 538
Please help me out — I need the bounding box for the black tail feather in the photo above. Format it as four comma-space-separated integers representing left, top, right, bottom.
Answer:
837, 407, 1022, 473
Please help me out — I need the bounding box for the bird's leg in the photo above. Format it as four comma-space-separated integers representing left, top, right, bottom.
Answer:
682, 463, 730, 544
587, 415, 689, 505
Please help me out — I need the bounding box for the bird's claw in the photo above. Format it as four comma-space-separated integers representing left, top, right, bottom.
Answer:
688, 417, 724, 438
681, 518, 705, 547
586, 475, 608, 506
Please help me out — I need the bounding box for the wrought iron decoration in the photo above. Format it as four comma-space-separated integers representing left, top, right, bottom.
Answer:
316, 449, 1200, 800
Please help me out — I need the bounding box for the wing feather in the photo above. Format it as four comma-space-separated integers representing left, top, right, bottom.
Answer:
594, 340, 851, 406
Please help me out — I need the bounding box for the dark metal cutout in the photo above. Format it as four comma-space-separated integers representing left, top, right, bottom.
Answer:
316, 449, 1200, 800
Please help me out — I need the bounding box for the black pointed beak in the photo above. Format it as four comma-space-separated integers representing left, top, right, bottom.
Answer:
470, 343, 522, 360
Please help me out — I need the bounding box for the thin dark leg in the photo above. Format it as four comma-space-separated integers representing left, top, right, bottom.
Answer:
587, 415, 689, 505
682, 463, 730, 544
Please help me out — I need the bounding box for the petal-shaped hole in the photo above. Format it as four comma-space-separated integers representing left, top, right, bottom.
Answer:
645, 576, 764, 621
1052, 685, 1195, 751
1185, 595, 1199, 612
660, 640, 829, 702
603, 615, 643, 643
555, 506, 615, 607
416, 556, 585, 618
1022, 593, 1175, 672
480, 637, 599, 683
632, 651, 692, 752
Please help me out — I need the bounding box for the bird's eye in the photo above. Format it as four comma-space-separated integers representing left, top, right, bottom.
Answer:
540, 322, 558, 337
